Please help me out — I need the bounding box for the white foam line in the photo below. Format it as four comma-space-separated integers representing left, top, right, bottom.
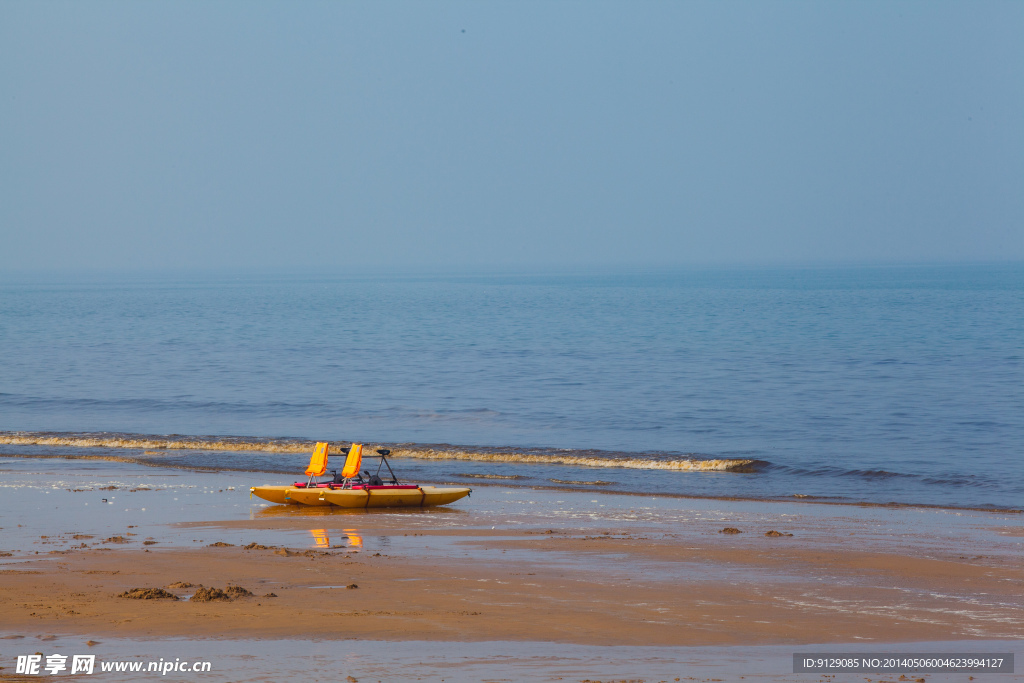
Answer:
1, 434, 756, 472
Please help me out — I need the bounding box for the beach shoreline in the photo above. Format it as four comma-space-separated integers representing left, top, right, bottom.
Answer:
3, 530, 1023, 647
1, 458, 1021, 653
3, 450, 1022, 516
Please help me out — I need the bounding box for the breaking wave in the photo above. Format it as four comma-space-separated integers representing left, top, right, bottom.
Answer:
388, 447, 756, 472
0, 431, 759, 473
0, 432, 313, 454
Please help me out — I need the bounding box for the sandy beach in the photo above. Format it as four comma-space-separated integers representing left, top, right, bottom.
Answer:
1, 457, 1021, 681
3, 523, 1023, 646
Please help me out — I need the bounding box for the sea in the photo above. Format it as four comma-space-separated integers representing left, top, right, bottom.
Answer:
1, 264, 1021, 510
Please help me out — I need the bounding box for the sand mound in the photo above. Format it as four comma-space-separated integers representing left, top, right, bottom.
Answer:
719, 527, 742, 534
190, 587, 231, 602
764, 530, 794, 537
207, 542, 234, 547
120, 588, 178, 600
225, 585, 253, 598
167, 581, 194, 589
189, 585, 254, 601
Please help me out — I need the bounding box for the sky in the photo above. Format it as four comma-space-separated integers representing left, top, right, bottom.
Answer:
2, 1, 1022, 271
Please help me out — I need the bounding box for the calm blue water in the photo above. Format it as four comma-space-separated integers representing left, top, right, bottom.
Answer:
1, 265, 1021, 508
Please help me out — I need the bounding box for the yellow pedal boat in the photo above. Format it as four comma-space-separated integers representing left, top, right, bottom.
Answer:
250, 484, 470, 508
249, 442, 471, 509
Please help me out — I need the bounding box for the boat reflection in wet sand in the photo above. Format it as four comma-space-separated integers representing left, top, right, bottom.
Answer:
250, 442, 471, 509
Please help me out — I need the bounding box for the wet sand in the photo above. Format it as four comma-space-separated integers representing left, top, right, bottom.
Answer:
2, 528, 1023, 646
0, 457, 1021, 680
2, 458, 1023, 643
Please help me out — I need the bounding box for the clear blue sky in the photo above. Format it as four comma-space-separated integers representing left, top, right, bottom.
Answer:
2, 1, 1022, 270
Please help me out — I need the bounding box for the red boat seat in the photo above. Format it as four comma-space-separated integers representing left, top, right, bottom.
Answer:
349, 484, 420, 490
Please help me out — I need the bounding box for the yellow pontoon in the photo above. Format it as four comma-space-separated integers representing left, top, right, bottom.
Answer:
250, 442, 471, 509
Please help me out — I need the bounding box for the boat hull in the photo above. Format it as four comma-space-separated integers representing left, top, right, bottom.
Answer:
419, 486, 471, 507
249, 486, 332, 506
282, 488, 334, 506
320, 485, 469, 508
250, 485, 295, 505
252, 485, 470, 508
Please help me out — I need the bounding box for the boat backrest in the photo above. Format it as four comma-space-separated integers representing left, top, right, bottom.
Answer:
340, 443, 362, 479
304, 442, 330, 477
